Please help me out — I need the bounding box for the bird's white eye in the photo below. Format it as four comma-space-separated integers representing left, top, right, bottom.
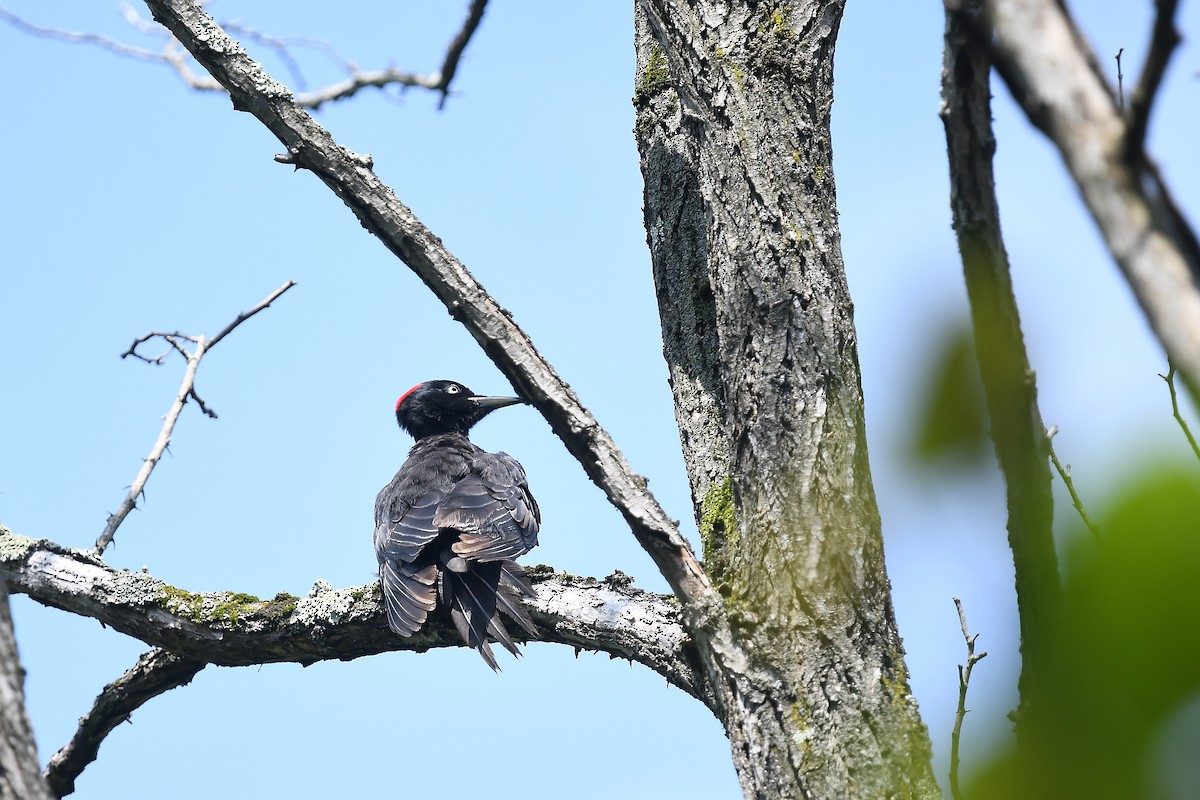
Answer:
445, 385, 461, 394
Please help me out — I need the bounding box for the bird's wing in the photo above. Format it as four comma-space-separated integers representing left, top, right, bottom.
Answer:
375, 486, 449, 636
376, 487, 448, 564
433, 453, 539, 562
379, 560, 437, 636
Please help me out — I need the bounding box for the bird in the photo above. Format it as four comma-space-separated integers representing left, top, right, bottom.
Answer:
374, 379, 540, 669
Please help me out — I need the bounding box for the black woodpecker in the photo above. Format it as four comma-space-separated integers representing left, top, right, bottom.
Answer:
374, 379, 540, 669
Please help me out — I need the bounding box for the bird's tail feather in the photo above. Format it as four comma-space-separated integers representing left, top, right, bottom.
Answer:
496, 561, 538, 638
441, 559, 538, 670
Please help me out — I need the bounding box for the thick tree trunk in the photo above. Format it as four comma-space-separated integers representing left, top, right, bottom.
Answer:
634, 2, 937, 797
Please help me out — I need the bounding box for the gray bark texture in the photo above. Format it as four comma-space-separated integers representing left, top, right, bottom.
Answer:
0, 586, 52, 800
0, 529, 703, 699
634, 2, 937, 797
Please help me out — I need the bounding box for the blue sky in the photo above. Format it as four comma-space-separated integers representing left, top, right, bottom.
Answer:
2, 2, 1197, 797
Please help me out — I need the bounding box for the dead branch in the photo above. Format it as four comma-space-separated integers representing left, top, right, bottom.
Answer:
94, 280, 296, 556
1125, 0, 1180, 157
42, 649, 206, 798
949, 597, 988, 800
0, 527, 710, 707
0, 3, 489, 109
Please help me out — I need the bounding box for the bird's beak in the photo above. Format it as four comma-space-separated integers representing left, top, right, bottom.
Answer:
470, 395, 525, 410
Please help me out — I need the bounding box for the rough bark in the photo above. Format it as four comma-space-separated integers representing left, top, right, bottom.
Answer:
3, 2, 942, 796
940, 0, 1060, 733
0, 585, 51, 800
43, 649, 205, 798
635, 2, 937, 797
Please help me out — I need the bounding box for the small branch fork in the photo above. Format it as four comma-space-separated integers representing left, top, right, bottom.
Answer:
973, 0, 1200, 396
949, 597, 988, 800
1125, 0, 1180, 157
94, 280, 295, 556
0, 1, 489, 109
1159, 365, 1200, 463
1045, 426, 1100, 538
42, 649, 206, 798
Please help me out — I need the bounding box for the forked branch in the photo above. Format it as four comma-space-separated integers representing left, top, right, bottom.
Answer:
949, 597, 988, 800
980, 0, 1200, 395
94, 280, 295, 556
0, 1, 490, 109
42, 649, 206, 798
1125, 0, 1180, 156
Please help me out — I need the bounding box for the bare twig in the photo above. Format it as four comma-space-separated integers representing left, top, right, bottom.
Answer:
949, 597, 988, 800
0, 6, 170, 62
293, 67, 440, 109
206, 279, 295, 349
1045, 426, 1100, 537
434, 0, 488, 109
1126, 0, 1181, 156
1115, 48, 1125, 110
1, 3, 489, 109
94, 280, 295, 556
1159, 365, 1200, 462
293, 0, 489, 111
42, 649, 206, 798
0, 6, 222, 91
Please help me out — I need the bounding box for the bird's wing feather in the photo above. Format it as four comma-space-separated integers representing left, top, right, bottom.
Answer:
435, 454, 539, 561
379, 561, 437, 635
380, 487, 449, 563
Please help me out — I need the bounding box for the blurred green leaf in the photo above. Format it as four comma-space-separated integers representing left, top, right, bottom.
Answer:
968, 464, 1200, 799
911, 321, 988, 466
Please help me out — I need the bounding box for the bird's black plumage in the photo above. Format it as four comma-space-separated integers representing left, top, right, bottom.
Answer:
374, 380, 539, 669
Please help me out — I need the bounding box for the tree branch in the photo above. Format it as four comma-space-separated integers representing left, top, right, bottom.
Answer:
1158, 365, 1200, 463
1045, 426, 1100, 537
0, 527, 710, 707
949, 597, 987, 800
134, 0, 713, 613
980, 0, 1200, 397
432, 0, 488, 109
0, 2, 488, 110
42, 649, 205, 798
1125, 0, 1180, 157
942, 0, 1060, 731
94, 280, 296, 556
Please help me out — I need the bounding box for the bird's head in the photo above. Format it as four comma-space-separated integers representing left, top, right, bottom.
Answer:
394, 380, 524, 439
